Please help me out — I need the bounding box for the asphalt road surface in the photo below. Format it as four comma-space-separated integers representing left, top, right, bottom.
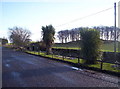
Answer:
2, 47, 119, 87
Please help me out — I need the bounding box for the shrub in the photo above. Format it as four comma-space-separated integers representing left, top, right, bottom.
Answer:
80, 28, 102, 64
39, 41, 46, 51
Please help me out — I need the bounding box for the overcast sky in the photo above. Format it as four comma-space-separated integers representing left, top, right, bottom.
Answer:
0, 0, 120, 42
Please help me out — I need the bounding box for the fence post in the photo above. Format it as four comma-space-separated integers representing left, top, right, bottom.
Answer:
63, 56, 64, 60
52, 53, 53, 58
44, 52, 46, 56
38, 50, 40, 55
100, 60, 103, 70
33, 45, 35, 54
78, 57, 80, 64
37, 48, 38, 54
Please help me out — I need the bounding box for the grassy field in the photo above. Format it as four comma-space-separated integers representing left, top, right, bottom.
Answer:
53, 40, 119, 52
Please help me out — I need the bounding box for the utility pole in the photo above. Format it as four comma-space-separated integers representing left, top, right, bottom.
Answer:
114, 3, 117, 53
118, 1, 120, 28
114, 2, 117, 63
118, 1, 120, 52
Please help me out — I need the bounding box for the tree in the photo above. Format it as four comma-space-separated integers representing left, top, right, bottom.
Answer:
0, 38, 8, 45
57, 31, 65, 43
80, 28, 102, 64
41, 25, 55, 55
57, 26, 120, 43
64, 30, 69, 43
9, 26, 31, 47
116, 28, 120, 40
69, 29, 76, 41
57, 30, 70, 43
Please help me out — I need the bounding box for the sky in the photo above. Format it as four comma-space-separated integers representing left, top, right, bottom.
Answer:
0, 0, 120, 42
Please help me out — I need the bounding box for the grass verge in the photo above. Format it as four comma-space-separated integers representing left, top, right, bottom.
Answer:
26, 50, 120, 73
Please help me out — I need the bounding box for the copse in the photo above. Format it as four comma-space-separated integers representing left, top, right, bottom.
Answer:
41, 25, 55, 55
80, 28, 102, 64
57, 26, 120, 43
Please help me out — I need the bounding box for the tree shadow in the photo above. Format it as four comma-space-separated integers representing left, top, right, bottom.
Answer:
2, 66, 73, 80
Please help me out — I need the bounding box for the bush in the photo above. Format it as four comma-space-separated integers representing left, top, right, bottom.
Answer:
39, 41, 46, 51
80, 28, 102, 64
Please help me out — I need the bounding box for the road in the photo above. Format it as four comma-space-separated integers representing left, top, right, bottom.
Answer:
2, 47, 119, 87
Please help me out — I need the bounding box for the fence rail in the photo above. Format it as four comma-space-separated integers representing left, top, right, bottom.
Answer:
26, 47, 120, 71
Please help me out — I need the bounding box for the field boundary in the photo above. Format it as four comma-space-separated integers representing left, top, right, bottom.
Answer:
25, 51, 120, 77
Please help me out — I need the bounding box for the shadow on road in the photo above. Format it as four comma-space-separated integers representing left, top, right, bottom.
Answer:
3, 65, 73, 80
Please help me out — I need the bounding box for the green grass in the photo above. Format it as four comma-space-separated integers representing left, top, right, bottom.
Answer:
101, 42, 119, 52
53, 40, 119, 52
26, 50, 120, 73
53, 47, 80, 50
88, 62, 119, 72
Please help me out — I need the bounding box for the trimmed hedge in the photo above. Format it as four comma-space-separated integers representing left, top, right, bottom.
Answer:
52, 48, 120, 64
27, 46, 120, 64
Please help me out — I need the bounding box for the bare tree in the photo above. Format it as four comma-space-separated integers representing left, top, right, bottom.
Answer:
57, 31, 65, 43
64, 30, 69, 43
57, 26, 120, 43
9, 26, 31, 47
116, 28, 120, 40
69, 29, 76, 41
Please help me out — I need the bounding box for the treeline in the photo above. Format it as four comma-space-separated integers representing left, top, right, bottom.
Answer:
7, 25, 120, 64
57, 26, 120, 43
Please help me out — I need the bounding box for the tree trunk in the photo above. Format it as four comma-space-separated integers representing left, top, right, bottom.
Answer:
61, 38, 64, 43
85, 60, 96, 64
46, 45, 52, 55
